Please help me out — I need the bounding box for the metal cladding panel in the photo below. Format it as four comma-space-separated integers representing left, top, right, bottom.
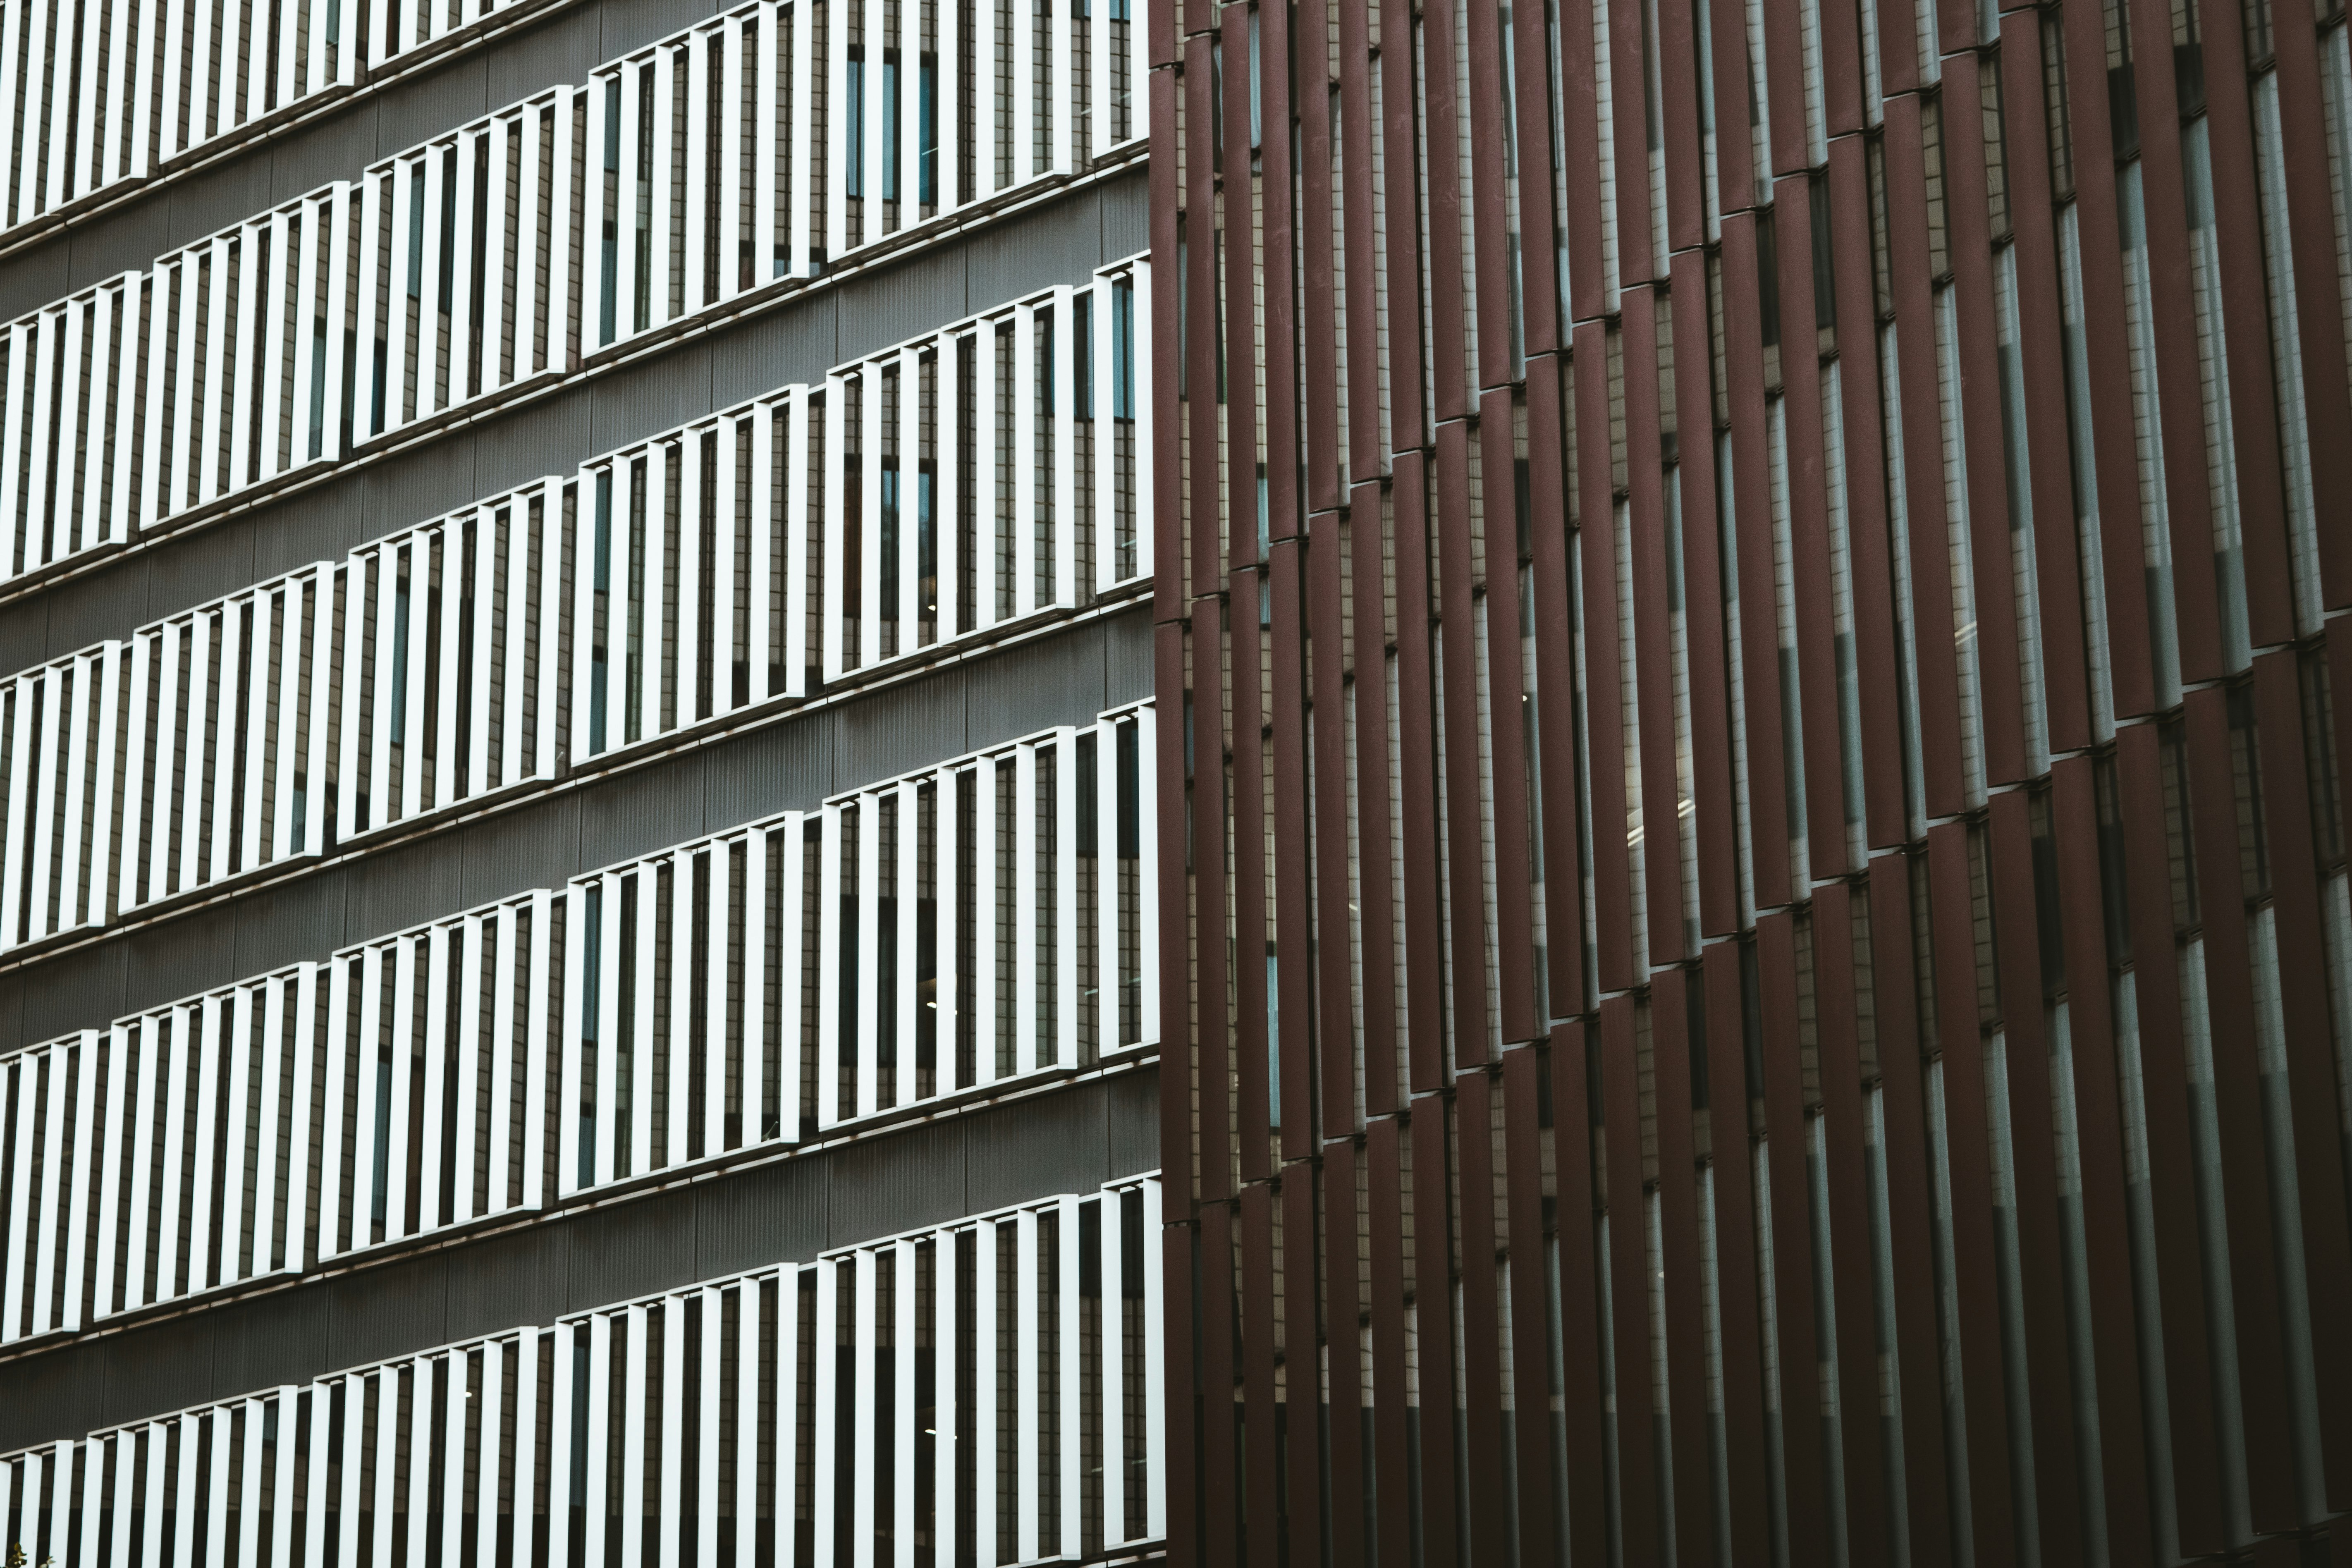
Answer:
573, 755, 713, 871
323, 1253, 451, 1371
824, 1120, 968, 1246
706, 293, 842, 409
693, 1154, 830, 1277
964, 1084, 1108, 1217
453, 795, 586, 909
209, 1287, 331, 1400
831, 670, 969, 792
1156, 0, 2352, 1562
965, 623, 1107, 751
0, 1341, 100, 1453
231, 872, 348, 979
370, 57, 495, 160
5, 944, 122, 1049
562, 1188, 702, 1310
93, 1317, 221, 1434
341, 837, 470, 946
698, 712, 832, 829
1106, 1064, 1159, 1178
442, 1221, 575, 1343
588, 343, 719, 456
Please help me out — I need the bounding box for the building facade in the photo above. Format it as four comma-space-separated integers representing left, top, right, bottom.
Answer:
8, 0, 2352, 1562
1151, 0, 2352, 1564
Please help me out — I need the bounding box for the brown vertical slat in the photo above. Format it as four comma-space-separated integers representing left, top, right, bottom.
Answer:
1420, 0, 1470, 423
1151, 65, 1185, 624
1574, 323, 1638, 988
1320, 1140, 1367, 1568
2254, 648, 2352, 1513
1452, 1070, 1511, 1564
1477, 386, 1542, 1044
1817, 0, 1862, 135
1700, 942, 1772, 1565
1410, 1100, 1462, 1568
1350, 475, 1404, 1114
1866, 851, 1955, 1568
1806, 881, 1892, 1561
1158, 619, 1196, 1205
2053, 0, 2158, 715
1296, 0, 1343, 515
1549, 1019, 1612, 1567
1339, 0, 1384, 482
1268, 541, 1316, 1162
1936, 52, 2028, 787
1924, 818, 2019, 1558
1238, 1182, 1280, 1568
1198, 1200, 1240, 1560
1465, 0, 1519, 387
1984, 789, 2085, 1562
1221, 2, 1258, 580
1229, 562, 1271, 1183
1667, 254, 1741, 936
1753, 913, 1828, 1562
1824, 136, 1912, 848
2046, 755, 2156, 1565
1184, 31, 1222, 606
2181, 688, 2295, 1531
1509, 0, 1563, 353
1528, 356, 1591, 1014
1766, 174, 1855, 877
1622, 286, 1689, 962
1607, 0, 1654, 284
1501, 1045, 1560, 1568
1756, 0, 1809, 176
1280, 1165, 1325, 1565
2262, 0, 2352, 607
1989, 18, 2091, 755
1554, 0, 1608, 323
2189, 0, 2294, 649
1365, 1114, 1414, 1568
1595, 993, 1660, 1561
1646, 969, 1716, 1566
1654, 0, 1707, 253
1434, 419, 1496, 1067
1192, 595, 1233, 1200
1875, 0, 1920, 96
2111, 719, 2225, 1556
1881, 95, 1969, 822
1162, 1220, 1199, 1565
2118, 0, 2223, 685
1716, 215, 1793, 910
1705, 0, 1757, 217
1308, 507, 1362, 1137
1258, 0, 1299, 548
1379, 0, 1427, 451
1391, 456, 1448, 1092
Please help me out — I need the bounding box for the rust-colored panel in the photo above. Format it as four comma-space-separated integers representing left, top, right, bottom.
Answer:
1805, 881, 1892, 1561
1935, 52, 2028, 788
1350, 476, 1404, 1114
1716, 215, 1793, 910
1421, 0, 1471, 424
1621, 287, 1690, 962
2261, 0, 2352, 607
1764, 174, 1855, 876
1880, 96, 1967, 822
1451, 1071, 1510, 1564
1365, 1116, 1414, 1568
1229, 564, 1271, 1183
1510, 0, 1563, 355
1307, 508, 1363, 1136
1221, 7, 1258, 575
1184, 33, 1223, 604
1379, 0, 1428, 448
1608, 0, 1656, 282
1654, 0, 1708, 253
1548, 1021, 1612, 1568
1477, 387, 1542, 1045
1989, 18, 2092, 754
1191, 595, 1233, 1201
1501, 1045, 1560, 1568
1257, 0, 1300, 550
1595, 996, 1661, 1563
1699, 944, 1773, 1565
1339, 0, 1384, 478
1434, 420, 1497, 1066
1320, 1142, 1368, 1567
1705, 0, 1758, 217
1573, 324, 1639, 987
1824, 136, 1912, 847
1464, 0, 1519, 391
1391, 456, 1448, 1092
1864, 852, 1956, 1567
2046, 756, 2157, 1565
2112, 721, 2226, 1555
1553, 0, 1608, 323
1163, 1222, 1200, 1564
1409, 1102, 1462, 1568
1527, 356, 1591, 1014
1984, 789, 2086, 1561
1924, 819, 2019, 1556
1157, 618, 1196, 1203
1237, 1182, 1280, 1568
1645, 970, 1717, 1562
1756, 0, 1809, 176
2182, 688, 2297, 1530
1279, 1168, 1325, 1567
1198, 1200, 1240, 1559
1667, 254, 1741, 936
1296, 0, 1343, 515
1753, 913, 1828, 1561
2054, 0, 2159, 715
1151, 64, 1186, 626
1267, 542, 1317, 1162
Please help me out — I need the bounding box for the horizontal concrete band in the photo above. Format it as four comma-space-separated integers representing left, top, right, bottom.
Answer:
0, 168, 1147, 672
0, 606, 1152, 1052
0, 0, 746, 320
0, 1063, 1159, 1454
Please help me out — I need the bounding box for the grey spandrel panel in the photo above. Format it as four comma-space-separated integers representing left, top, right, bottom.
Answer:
443, 1221, 572, 1343
966, 1083, 1108, 1214
1106, 1063, 1158, 1178
60, 198, 171, 297
1102, 605, 1152, 707
575, 753, 711, 870
588, 341, 716, 454
825, 1120, 966, 1248
375, 431, 488, 527
706, 291, 836, 410
93, 1315, 221, 1433
325, 1252, 450, 1371
833, 247, 968, 367
963, 182, 1133, 316
832, 668, 966, 793
965, 623, 1102, 749
469, 392, 597, 499
373, 57, 493, 159
485, 4, 608, 105
0, 1340, 99, 1452
143, 515, 265, 633
0, 241, 67, 325
269, 105, 381, 204
1097, 164, 1147, 260
341, 834, 467, 945
611, 0, 737, 52
563, 1187, 699, 1310
699, 710, 830, 835
232, 874, 349, 980
454, 794, 583, 907
694, 1155, 828, 1280
166, 158, 277, 257
12, 943, 125, 1049
212, 1286, 330, 1398
123, 909, 238, 1021
0, 971, 26, 1055
29, 558, 153, 669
